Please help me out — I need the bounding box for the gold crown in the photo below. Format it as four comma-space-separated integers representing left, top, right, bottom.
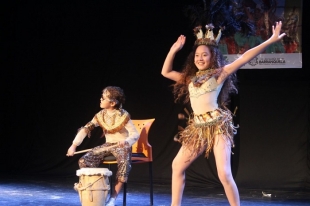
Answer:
193, 24, 222, 46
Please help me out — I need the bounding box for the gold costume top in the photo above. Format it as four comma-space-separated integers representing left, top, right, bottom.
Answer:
95, 109, 130, 134
188, 76, 223, 98
73, 109, 139, 147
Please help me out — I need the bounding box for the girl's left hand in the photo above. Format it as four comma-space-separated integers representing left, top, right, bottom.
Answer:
270, 21, 286, 43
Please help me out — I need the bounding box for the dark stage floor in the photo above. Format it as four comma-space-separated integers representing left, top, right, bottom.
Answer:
1, 174, 310, 206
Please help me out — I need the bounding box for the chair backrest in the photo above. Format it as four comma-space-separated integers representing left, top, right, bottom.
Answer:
131, 118, 155, 163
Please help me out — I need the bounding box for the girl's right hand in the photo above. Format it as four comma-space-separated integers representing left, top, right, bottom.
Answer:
170, 35, 186, 53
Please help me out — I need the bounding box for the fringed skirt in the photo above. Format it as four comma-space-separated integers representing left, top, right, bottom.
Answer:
178, 108, 238, 158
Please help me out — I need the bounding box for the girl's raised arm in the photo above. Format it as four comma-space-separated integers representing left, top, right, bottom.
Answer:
161, 35, 186, 82
222, 21, 286, 78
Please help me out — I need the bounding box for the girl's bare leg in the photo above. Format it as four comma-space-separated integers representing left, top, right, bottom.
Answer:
171, 146, 205, 206
213, 134, 240, 206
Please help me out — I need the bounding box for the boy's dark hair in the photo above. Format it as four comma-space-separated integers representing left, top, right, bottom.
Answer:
103, 86, 126, 109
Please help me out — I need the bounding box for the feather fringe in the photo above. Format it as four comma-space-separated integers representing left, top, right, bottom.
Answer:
178, 108, 237, 158
95, 109, 130, 134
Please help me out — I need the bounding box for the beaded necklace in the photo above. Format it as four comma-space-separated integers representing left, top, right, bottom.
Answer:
104, 110, 117, 126
95, 109, 130, 134
191, 68, 219, 87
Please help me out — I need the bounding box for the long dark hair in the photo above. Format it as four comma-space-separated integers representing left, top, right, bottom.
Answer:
172, 44, 238, 108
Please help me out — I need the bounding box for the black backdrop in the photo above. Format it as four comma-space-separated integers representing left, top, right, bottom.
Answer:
2, 0, 309, 190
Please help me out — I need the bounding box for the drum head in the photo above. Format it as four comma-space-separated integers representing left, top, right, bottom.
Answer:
76, 168, 112, 176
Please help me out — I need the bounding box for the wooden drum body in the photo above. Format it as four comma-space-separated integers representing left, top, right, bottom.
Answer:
75, 168, 112, 206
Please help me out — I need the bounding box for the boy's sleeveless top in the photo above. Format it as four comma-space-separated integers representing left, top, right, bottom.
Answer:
95, 109, 130, 134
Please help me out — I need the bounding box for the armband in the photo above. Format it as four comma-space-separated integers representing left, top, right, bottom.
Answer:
79, 122, 95, 138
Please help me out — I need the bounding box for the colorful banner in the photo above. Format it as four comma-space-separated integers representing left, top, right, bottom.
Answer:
219, 0, 302, 69
224, 53, 302, 69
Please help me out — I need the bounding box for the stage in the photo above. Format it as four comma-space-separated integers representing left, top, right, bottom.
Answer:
1, 174, 309, 206
1, 0, 310, 205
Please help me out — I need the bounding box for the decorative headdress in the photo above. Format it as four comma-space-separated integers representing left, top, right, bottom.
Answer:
184, 0, 255, 46
194, 23, 223, 46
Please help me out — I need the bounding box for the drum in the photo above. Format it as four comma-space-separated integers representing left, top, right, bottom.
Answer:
75, 168, 112, 206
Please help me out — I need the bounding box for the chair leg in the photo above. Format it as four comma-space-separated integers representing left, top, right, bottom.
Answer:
149, 162, 153, 206
108, 164, 113, 199
123, 182, 127, 206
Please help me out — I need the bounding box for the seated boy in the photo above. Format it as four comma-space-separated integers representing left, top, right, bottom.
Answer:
67, 86, 139, 206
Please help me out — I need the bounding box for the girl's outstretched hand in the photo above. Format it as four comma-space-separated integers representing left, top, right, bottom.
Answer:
269, 21, 286, 43
170, 35, 186, 53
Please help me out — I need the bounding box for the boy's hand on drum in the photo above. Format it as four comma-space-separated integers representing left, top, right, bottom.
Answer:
66, 144, 77, 156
